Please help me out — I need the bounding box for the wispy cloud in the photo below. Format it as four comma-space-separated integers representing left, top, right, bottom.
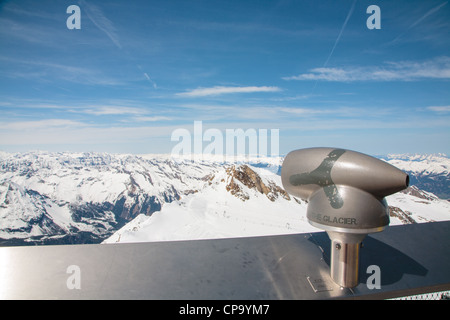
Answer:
176, 86, 282, 97
0, 4, 67, 48
427, 106, 450, 113
79, 0, 122, 49
0, 121, 177, 147
143, 72, 157, 88
175, 103, 368, 122
81, 106, 144, 116
76, 1, 157, 89
137, 65, 157, 89
270, 94, 317, 102
0, 56, 126, 86
276, 107, 336, 116
389, 1, 448, 45
408, 1, 448, 29
69, 105, 175, 123
323, 0, 357, 67
0, 119, 86, 131
133, 116, 173, 122
283, 57, 450, 82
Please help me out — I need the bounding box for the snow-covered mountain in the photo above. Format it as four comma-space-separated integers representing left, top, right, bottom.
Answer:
382, 154, 450, 199
104, 164, 450, 244
0, 151, 217, 245
0, 151, 449, 246
104, 163, 314, 243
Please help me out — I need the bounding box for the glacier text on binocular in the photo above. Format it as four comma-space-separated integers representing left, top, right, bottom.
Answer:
310, 212, 357, 226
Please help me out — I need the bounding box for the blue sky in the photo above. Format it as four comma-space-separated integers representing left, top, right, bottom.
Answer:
0, 0, 449, 156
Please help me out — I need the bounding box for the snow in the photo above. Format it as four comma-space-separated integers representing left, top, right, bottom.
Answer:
387, 192, 450, 224
104, 179, 318, 244
0, 151, 449, 244
385, 154, 450, 176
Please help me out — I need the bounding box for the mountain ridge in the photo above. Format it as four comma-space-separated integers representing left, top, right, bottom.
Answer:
0, 151, 449, 246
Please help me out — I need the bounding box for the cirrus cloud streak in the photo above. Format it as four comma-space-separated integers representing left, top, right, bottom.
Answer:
176, 86, 282, 97
283, 57, 450, 82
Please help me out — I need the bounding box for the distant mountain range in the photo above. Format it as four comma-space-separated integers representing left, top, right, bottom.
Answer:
0, 151, 448, 246
381, 153, 450, 199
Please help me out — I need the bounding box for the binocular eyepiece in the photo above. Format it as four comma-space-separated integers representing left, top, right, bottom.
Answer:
281, 148, 409, 288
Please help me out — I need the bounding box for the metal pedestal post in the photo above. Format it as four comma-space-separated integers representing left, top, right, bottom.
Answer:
327, 232, 367, 288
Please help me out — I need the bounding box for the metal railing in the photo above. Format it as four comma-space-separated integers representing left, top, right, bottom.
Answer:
0, 221, 449, 300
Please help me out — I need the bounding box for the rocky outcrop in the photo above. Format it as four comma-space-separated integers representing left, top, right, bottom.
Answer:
389, 206, 417, 224
400, 185, 439, 201
226, 165, 291, 202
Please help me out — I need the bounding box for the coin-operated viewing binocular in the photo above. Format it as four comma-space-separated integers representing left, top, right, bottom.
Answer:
281, 148, 409, 288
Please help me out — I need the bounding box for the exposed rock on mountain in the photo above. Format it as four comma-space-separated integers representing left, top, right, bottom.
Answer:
0, 151, 448, 246
226, 165, 291, 202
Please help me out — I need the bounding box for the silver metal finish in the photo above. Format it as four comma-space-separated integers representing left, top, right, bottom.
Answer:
281, 148, 409, 203
307, 276, 334, 293
0, 221, 449, 300
281, 148, 409, 287
327, 232, 366, 288
306, 185, 390, 233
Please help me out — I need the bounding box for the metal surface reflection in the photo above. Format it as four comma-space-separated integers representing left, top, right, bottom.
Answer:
0, 221, 449, 299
